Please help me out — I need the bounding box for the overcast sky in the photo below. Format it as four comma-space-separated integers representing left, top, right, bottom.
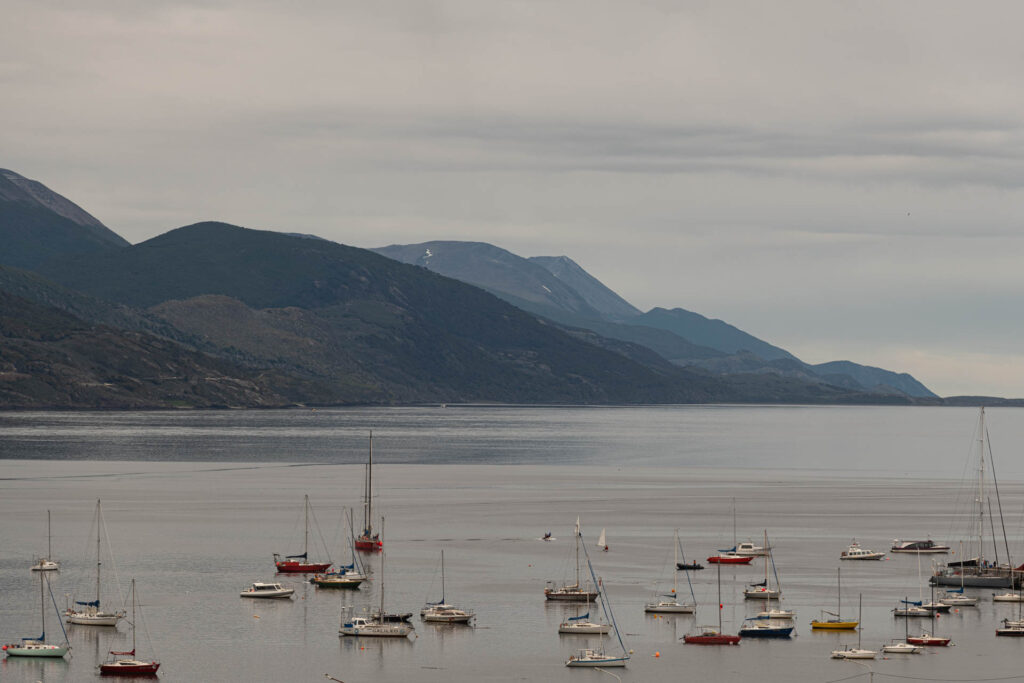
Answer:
5, 1, 1023, 397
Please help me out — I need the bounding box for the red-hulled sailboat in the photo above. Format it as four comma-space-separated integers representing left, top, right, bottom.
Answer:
274, 495, 332, 573
99, 579, 159, 676
707, 554, 753, 565
355, 432, 383, 552
683, 564, 741, 645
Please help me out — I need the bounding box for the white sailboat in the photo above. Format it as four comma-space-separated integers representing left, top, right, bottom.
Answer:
544, 517, 599, 602
3, 572, 70, 658
421, 550, 474, 623
339, 550, 413, 637
597, 528, 608, 552
644, 530, 696, 614
65, 500, 125, 627
30, 510, 60, 572
831, 594, 877, 659
882, 596, 924, 654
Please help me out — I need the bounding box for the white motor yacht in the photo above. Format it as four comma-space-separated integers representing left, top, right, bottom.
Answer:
840, 540, 886, 560
339, 616, 413, 637
240, 582, 294, 599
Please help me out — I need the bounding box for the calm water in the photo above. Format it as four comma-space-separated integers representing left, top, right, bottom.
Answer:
2, 405, 1024, 683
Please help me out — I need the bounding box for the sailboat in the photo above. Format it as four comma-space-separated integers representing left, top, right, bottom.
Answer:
544, 517, 599, 602
311, 508, 366, 588
66, 500, 126, 626
645, 530, 696, 614
683, 563, 741, 644
421, 550, 475, 624
354, 431, 383, 552
893, 551, 938, 617
931, 408, 1020, 589
274, 494, 332, 573
3, 572, 70, 658
830, 594, 876, 659
99, 579, 160, 675
743, 532, 781, 600
30, 510, 59, 572
708, 499, 755, 564
996, 570, 1024, 636
339, 550, 413, 637
882, 598, 924, 654
940, 543, 979, 606
906, 585, 951, 646
565, 531, 630, 667
811, 568, 857, 630
740, 532, 793, 638
597, 528, 608, 552
559, 608, 611, 634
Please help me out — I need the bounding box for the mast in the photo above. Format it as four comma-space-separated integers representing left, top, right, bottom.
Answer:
47, 509, 52, 560
717, 562, 723, 632
441, 550, 446, 605
763, 529, 770, 610
978, 408, 986, 562
366, 431, 373, 536
575, 516, 581, 589
95, 500, 102, 609
304, 494, 310, 558
673, 529, 679, 598
857, 594, 863, 649
379, 519, 386, 618
837, 568, 841, 618
131, 578, 137, 654
732, 497, 737, 549
39, 567, 46, 640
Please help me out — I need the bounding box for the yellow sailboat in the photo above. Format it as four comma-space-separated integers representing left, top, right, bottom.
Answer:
811, 568, 858, 630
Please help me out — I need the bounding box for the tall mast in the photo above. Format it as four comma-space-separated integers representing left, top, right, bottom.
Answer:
717, 562, 723, 632
47, 510, 52, 560
978, 407, 986, 562
732, 497, 737, 549
40, 567, 46, 639
131, 578, 137, 654
673, 530, 679, 597
575, 516, 581, 588
379, 516, 386, 618
857, 594, 863, 649
837, 568, 841, 618
763, 529, 770, 610
441, 550, 446, 605
366, 431, 373, 535
96, 500, 102, 608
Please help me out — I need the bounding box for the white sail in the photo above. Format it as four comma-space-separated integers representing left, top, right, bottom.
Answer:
597, 528, 606, 548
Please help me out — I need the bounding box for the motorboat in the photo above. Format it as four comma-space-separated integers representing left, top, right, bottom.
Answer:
240, 582, 295, 599
891, 540, 950, 554
565, 649, 628, 667
840, 540, 885, 560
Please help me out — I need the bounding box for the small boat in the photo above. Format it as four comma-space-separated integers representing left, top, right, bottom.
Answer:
677, 561, 704, 571
740, 532, 792, 638
993, 592, 1024, 602
811, 569, 858, 630
906, 586, 952, 647
645, 530, 696, 614
840, 540, 885, 561
731, 541, 771, 557
421, 550, 474, 624
66, 500, 125, 627
542, 532, 554, 542
339, 551, 413, 637
565, 648, 629, 667
892, 604, 931, 618
707, 553, 753, 565
30, 510, 60, 572
997, 578, 1024, 636
355, 432, 383, 552
544, 517, 599, 602
939, 588, 978, 606
882, 640, 923, 654
274, 495, 332, 573
683, 564, 741, 645
99, 579, 160, 676
891, 540, 950, 554
311, 507, 367, 589
240, 582, 295, 599
597, 528, 608, 552
757, 608, 795, 620
558, 611, 610, 634
3, 572, 70, 658
743, 585, 780, 600
830, 595, 876, 659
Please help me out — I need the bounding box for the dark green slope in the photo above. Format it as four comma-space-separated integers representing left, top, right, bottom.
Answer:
39, 222, 725, 404
0, 169, 128, 270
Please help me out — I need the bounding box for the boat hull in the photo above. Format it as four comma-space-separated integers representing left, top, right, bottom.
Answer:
66, 610, 122, 626
310, 575, 363, 588
811, 621, 858, 630
707, 555, 753, 565
996, 627, 1024, 637
676, 563, 704, 571
743, 589, 780, 600
544, 589, 598, 602
30, 560, 60, 572
558, 623, 610, 634
100, 659, 160, 675
275, 561, 331, 573
931, 574, 1017, 588
739, 625, 793, 638
339, 624, 412, 637
831, 649, 877, 659
684, 634, 741, 645
3, 643, 68, 657
644, 602, 695, 614
355, 535, 382, 552
906, 635, 950, 646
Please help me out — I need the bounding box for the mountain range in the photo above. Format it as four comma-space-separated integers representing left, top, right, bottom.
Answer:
0, 168, 978, 409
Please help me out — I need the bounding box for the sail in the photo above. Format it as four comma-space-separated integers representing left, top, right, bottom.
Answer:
285, 552, 308, 560
749, 580, 767, 587
900, 599, 923, 606
568, 612, 591, 621
76, 599, 100, 607
597, 529, 606, 547
23, 632, 44, 642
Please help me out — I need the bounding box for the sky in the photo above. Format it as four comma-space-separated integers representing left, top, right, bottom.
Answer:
4, 1, 1023, 397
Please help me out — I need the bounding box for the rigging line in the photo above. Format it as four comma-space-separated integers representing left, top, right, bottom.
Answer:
986, 422, 1013, 566
136, 582, 158, 659
45, 573, 71, 647
99, 504, 126, 613
308, 499, 332, 565
874, 674, 1024, 682
822, 673, 869, 683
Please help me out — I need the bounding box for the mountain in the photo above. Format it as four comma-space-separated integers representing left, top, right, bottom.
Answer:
635, 307, 797, 361
373, 241, 607, 320
810, 360, 936, 398
36, 222, 742, 405
0, 169, 128, 269
0, 288, 303, 409
528, 255, 641, 321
